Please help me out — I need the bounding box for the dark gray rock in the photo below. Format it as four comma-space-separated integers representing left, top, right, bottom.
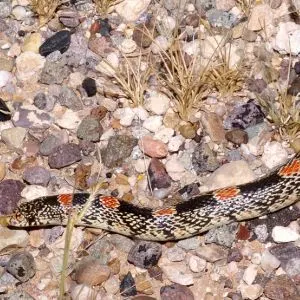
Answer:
206, 9, 237, 28
77, 116, 103, 142
160, 283, 194, 300
82, 77, 97, 97
224, 100, 265, 130
48, 143, 81, 169
120, 272, 137, 297
39, 134, 65, 156
23, 166, 51, 186
128, 241, 162, 269
6, 252, 36, 282
192, 141, 220, 174
57, 85, 83, 111
101, 135, 137, 168
0, 179, 25, 214
33, 92, 56, 111
205, 223, 238, 247
39, 30, 71, 57
148, 158, 171, 189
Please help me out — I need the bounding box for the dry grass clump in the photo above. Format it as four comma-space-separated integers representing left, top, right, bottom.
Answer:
93, 0, 124, 16
30, 0, 62, 26
158, 39, 210, 121
236, 0, 255, 17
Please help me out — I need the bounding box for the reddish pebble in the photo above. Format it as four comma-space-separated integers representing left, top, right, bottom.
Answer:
236, 224, 251, 240
138, 136, 168, 158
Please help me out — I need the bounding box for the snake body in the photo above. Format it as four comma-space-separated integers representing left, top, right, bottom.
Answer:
8, 153, 300, 241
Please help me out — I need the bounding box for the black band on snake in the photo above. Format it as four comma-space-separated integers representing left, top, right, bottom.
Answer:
7, 153, 300, 241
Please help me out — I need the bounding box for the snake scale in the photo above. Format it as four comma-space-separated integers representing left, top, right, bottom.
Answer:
7, 152, 300, 241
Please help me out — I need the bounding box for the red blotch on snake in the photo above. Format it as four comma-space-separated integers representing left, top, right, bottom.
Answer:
214, 187, 240, 201
153, 207, 177, 216
99, 196, 120, 209
58, 194, 73, 207
278, 158, 300, 177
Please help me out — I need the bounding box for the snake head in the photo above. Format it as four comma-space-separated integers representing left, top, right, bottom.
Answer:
8, 209, 30, 227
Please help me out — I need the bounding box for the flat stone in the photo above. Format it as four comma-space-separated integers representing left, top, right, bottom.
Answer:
196, 244, 228, 262
23, 166, 51, 187
77, 116, 103, 142
161, 263, 194, 285
201, 112, 226, 142
0, 227, 28, 252
160, 283, 194, 300
1, 127, 27, 149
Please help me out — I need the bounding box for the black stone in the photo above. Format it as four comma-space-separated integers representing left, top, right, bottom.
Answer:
294, 61, 300, 74
39, 30, 71, 57
82, 77, 97, 97
120, 272, 137, 297
0, 98, 11, 121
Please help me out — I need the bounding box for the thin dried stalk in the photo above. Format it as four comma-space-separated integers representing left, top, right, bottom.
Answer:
93, 0, 124, 16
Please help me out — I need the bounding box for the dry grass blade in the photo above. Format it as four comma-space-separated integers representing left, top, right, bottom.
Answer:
93, 0, 124, 16
236, 0, 255, 17
30, 0, 62, 26
158, 39, 209, 121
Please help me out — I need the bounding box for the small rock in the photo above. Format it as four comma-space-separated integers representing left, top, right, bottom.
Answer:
165, 157, 185, 181
206, 9, 237, 29
148, 158, 171, 189
0, 1, 11, 18
154, 127, 174, 143
264, 275, 299, 300
254, 224, 268, 243
120, 272, 137, 297
74, 257, 110, 286
86, 237, 112, 264
39, 30, 71, 57
12, 5, 27, 20
77, 116, 103, 142
145, 91, 170, 115
23, 166, 51, 186
166, 246, 186, 262
0, 179, 25, 214
128, 241, 162, 269
243, 264, 258, 285
6, 252, 36, 282
33, 92, 56, 112
71, 284, 96, 299
272, 226, 300, 243
225, 129, 248, 145
192, 142, 220, 174
188, 255, 206, 273
22, 32, 42, 53
0, 227, 28, 252
196, 244, 228, 263
108, 234, 135, 253
201, 112, 226, 142
160, 283, 194, 300
143, 116, 163, 132
101, 135, 137, 168
178, 123, 196, 139
247, 4, 273, 31
224, 100, 264, 130
204, 160, 255, 190
39, 134, 66, 156
177, 237, 200, 250
227, 248, 243, 263
104, 275, 120, 294
239, 284, 263, 300
161, 263, 194, 285
261, 142, 289, 169
1, 127, 27, 149
56, 109, 81, 130
58, 9, 80, 28
82, 77, 97, 97
135, 272, 153, 294
0, 70, 13, 88
56, 85, 83, 111
115, 0, 151, 22
261, 250, 281, 273
48, 143, 81, 169
205, 223, 238, 247
138, 136, 168, 158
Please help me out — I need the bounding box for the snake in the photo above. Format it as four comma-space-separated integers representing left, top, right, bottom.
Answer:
6, 152, 300, 241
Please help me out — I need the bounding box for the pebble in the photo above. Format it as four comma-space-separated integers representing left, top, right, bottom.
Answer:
12, 106, 53, 129
205, 223, 238, 247
201, 112, 226, 142
165, 157, 185, 181
0, 70, 12, 88
177, 237, 200, 250
56, 85, 82, 111
145, 91, 170, 115
204, 159, 256, 190
115, 0, 151, 22
138, 136, 168, 158
77, 116, 103, 142
206, 9, 237, 29
254, 224, 268, 243
33, 92, 56, 112
272, 226, 300, 243
148, 158, 171, 189
128, 241, 162, 269
264, 275, 299, 300
120, 272, 137, 297
108, 234, 135, 253
178, 123, 196, 139
196, 244, 228, 263
58, 9, 80, 28
261, 250, 281, 273
56, 109, 81, 130
225, 129, 249, 145
285, 257, 300, 277
0, 227, 28, 252
0, 179, 25, 214
1, 127, 27, 149
74, 257, 110, 286
168, 135, 185, 152
154, 127, 174, 143
117, 107, 136, 127
243, 264, 258, 285
227, 248, 243, 263
22, 33, 42, 53
160, 283, 194, 300
166, 246, 186, 262
104, 275, 120, 294
23, 166, 51, 186
16, 52, 45, 82
143, 116, 163, 132
39, 30, 71, 57
11, 5, 27, 20
161, 263, 194, 285
192, 142, 220, 174
0, 1, 11, 18
188, 255, 207, 273
224, 101, 264, 130
70, 284, 99, 299
261, 142, 289, 169
239, 284, 263, 300
21, 185, 48, 200
6, 252, 36, 282
39, 134, 67, 156
247, 4, 273, 31
82, 77, 97, 97
135, 272, 153, 294
101, 135, 137, 168
48, 143, 81, 169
